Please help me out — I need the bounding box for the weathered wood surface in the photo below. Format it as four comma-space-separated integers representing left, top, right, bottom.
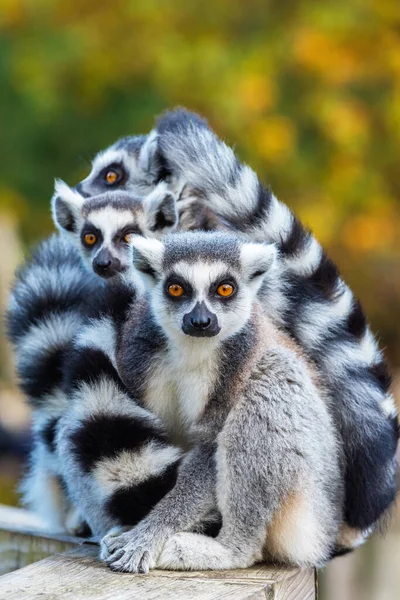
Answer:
0, 547, 316, 600
0, 504, 93, 575
0, 505, 317, 599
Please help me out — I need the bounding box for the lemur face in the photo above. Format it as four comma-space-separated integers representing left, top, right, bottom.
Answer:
51, 180, 178, 279
74, 134, 229, 235
131, 232, 277, 342
75, 133, 164, 200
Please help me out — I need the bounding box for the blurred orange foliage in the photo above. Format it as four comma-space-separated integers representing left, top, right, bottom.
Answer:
0, 0, 399, 362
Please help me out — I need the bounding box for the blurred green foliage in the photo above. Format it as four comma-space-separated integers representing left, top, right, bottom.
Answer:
0, 0, 399, 363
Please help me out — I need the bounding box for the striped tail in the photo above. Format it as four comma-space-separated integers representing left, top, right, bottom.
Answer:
6, 233, 104, 407
6, 233, 106, 530
156, 108, 399, 534
57, 281, 182, 538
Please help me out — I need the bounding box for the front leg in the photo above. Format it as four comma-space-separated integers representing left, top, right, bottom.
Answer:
101, 443, 216, 573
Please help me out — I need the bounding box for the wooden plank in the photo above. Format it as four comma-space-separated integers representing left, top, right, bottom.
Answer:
273, 569, 317, 600
0, 504, 93, 575
0, 529, 78, 576
0, 546, 316, 599
0, 505, 316, 598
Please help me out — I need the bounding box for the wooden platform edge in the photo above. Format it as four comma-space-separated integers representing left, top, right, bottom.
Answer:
0, 504, 317, 599
0, 504, 94, 575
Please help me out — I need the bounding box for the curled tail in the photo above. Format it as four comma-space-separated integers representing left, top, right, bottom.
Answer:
6, 233, 104, 407
156, 108, 399, 533
6, 233, 105, 530
56, 281, 181, 537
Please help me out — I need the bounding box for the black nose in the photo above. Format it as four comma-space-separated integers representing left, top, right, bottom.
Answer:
96, 258, 111, 270
93, 249, 121, 278
190, 315, 211, 330
182, 301, 220, 338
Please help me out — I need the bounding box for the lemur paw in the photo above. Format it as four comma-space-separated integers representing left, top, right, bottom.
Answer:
99, 526, 132, 561
100, 524, 163, 573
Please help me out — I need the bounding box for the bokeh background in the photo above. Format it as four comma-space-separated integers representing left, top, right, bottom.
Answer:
0, 1, 399, 597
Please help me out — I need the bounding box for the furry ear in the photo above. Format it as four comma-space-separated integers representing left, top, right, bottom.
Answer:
130, 236, 165, 280
143, 183, 178, 233
138, 129, 159, 172
51, 179, 84, 233
240, 243, 278, 283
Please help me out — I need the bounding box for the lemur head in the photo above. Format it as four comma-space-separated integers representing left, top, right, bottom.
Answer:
73, 110, 232, 236
75, 132, 167, 199
131, 232, 277, 342
75, 109, 208, 199
51, 180, 178, 279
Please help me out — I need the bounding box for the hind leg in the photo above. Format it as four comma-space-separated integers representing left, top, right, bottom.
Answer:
160, 482, 337, 570
159, 352, 342, 570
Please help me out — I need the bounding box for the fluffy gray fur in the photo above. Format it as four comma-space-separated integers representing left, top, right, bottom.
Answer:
52, 180, 179, 278
76, 108, 397, 542
6, 234, 104, 532
100, 232, 343, 572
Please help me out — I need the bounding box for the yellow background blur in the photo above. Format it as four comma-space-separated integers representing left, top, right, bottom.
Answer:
0, 2, 399, 598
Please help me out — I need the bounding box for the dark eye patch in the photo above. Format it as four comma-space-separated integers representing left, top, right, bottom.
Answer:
209, 273, 238, 300
114, 224, 142, 245
81, 224, 103, 249
163, 274, 193, 301
99, 163, 126, 187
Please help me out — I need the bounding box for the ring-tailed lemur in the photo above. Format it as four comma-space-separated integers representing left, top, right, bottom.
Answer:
73, 111, 207, 200
6, 234, 105, 532
5, 182, 184, 533
52, 180, 179, 279
76, 108, 398, 543
92, 231, 343, 572
54, 277, 186, 539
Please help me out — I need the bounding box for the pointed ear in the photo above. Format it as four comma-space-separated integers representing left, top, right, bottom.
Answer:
51, 179, 84, 233
130, 236, 165, 280
240, 243, 278, 283
138, 129, 159, 172
143, 184, 178, 233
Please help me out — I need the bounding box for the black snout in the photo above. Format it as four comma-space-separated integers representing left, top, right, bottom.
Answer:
93, 249, 122, 278
74, 183, 91, 199
182, 301, 220, 338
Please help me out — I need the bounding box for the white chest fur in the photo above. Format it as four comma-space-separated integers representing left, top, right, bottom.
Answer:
143, 339, 220, 446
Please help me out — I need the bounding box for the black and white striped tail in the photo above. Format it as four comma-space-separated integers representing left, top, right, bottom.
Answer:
57, 288, 182, 537
6, 233, 104, 407
156, 108, 399, 534
6, 234, 105, 530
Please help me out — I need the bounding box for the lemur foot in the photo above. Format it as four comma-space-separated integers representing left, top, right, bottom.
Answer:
158, 532, 253, 571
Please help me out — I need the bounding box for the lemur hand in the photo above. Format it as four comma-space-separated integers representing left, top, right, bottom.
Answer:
100, 522, 166, 574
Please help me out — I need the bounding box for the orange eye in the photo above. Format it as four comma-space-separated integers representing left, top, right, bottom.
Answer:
168, 284, 184, 297
106, 170, 118, 184
84, 233, 97, 246
217, 283, 234, 297
123, 234, 132, 243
